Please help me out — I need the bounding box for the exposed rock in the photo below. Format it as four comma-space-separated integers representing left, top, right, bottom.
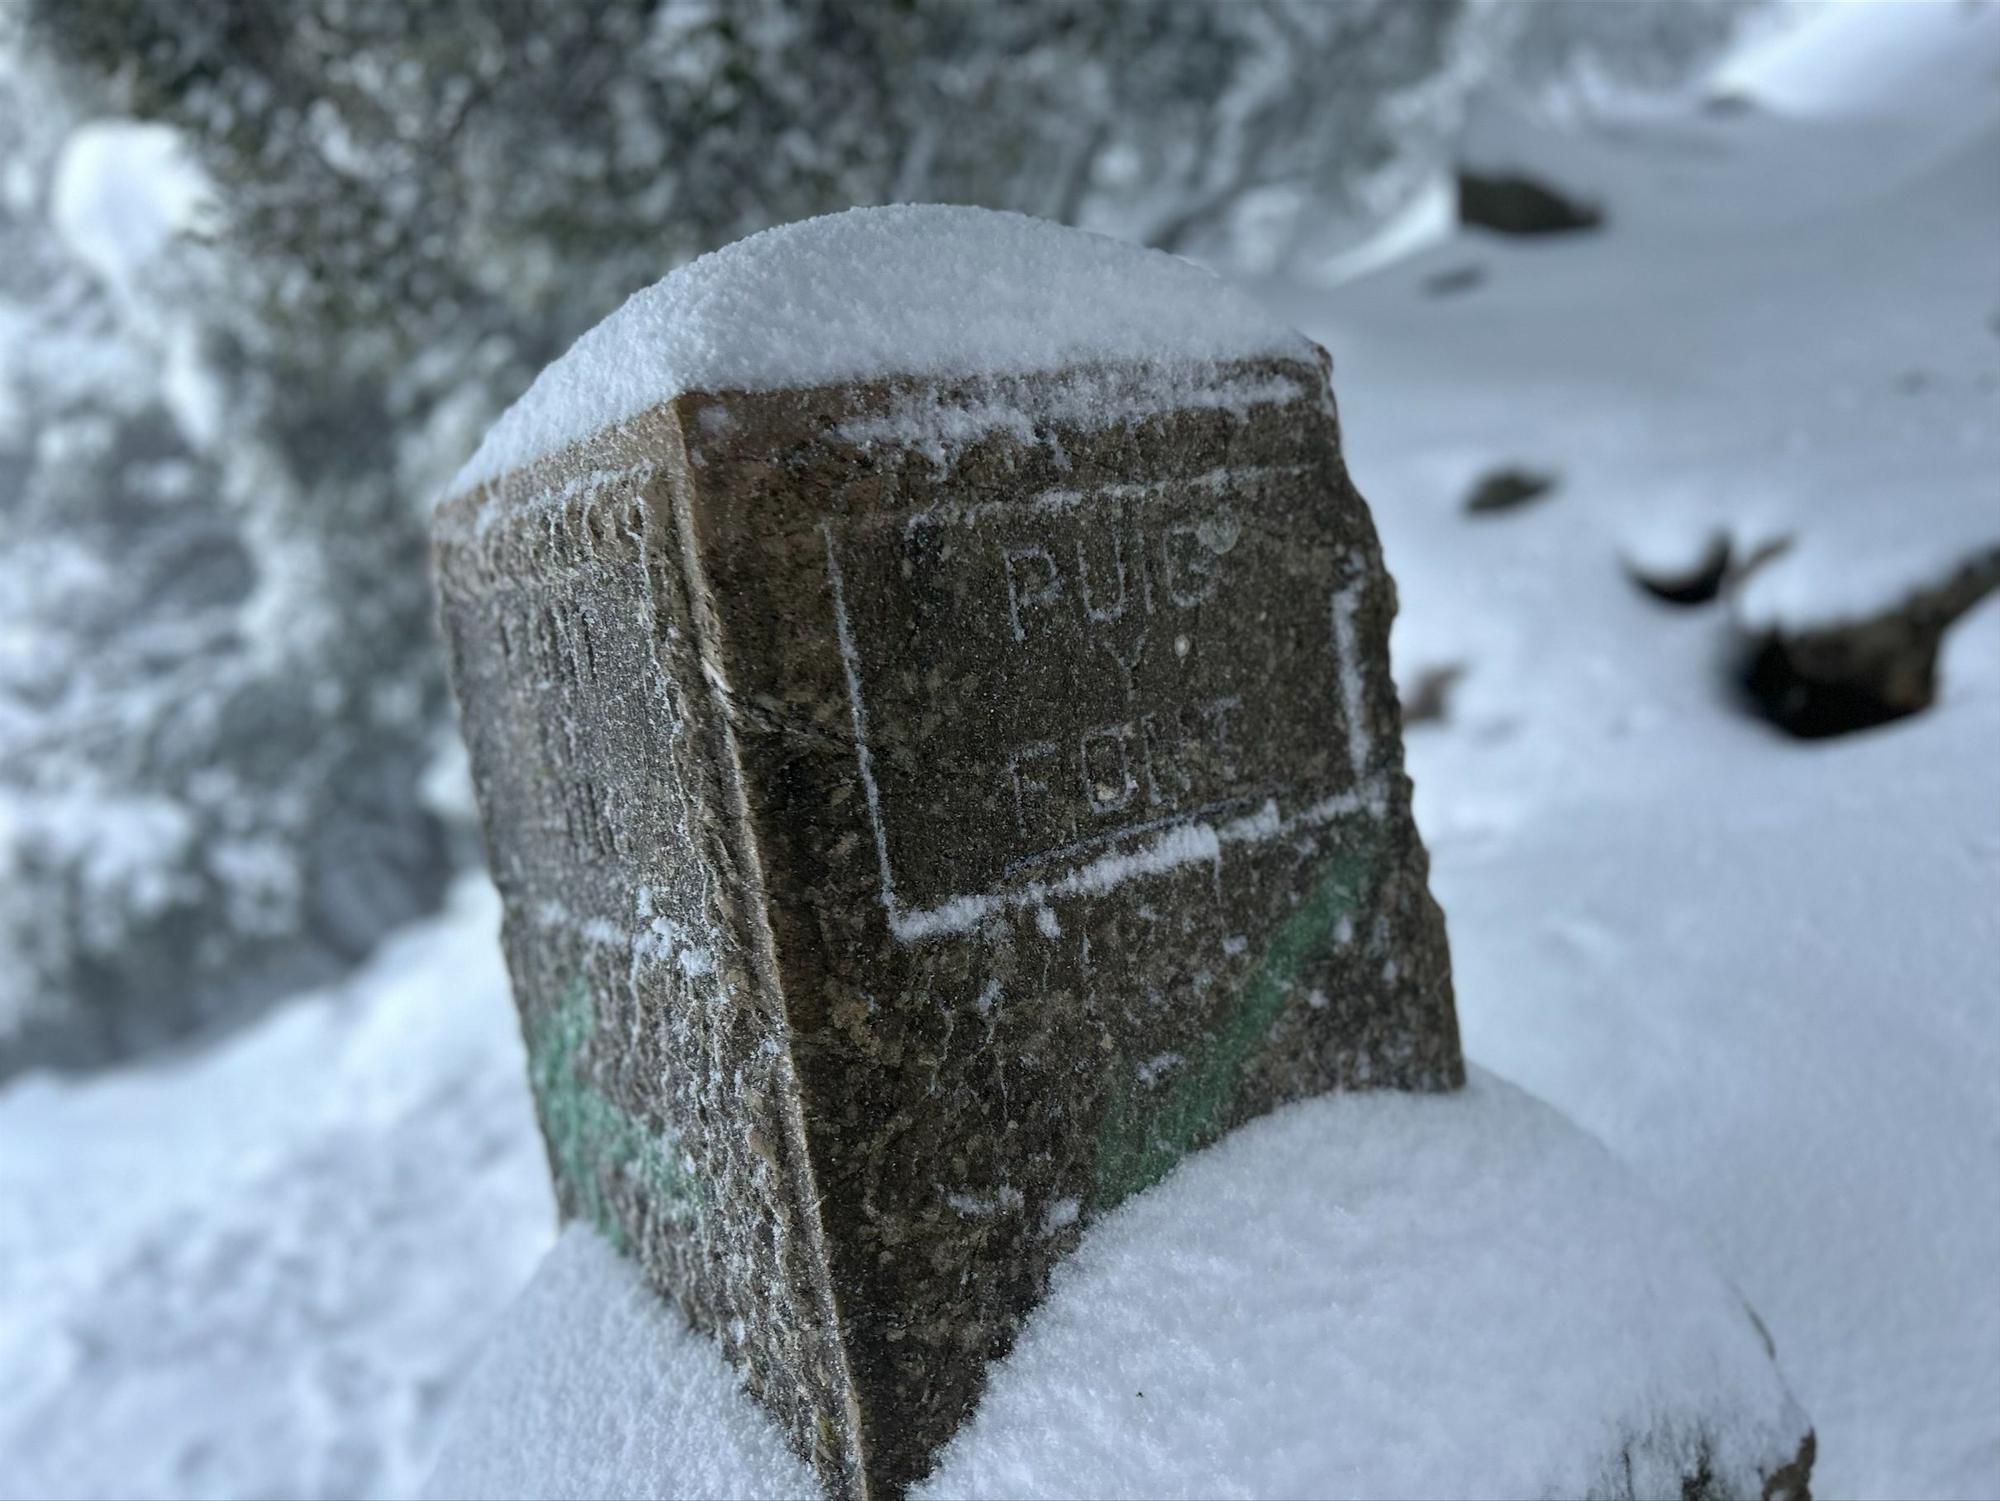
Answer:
1422, 263, 1488, 297
1457, 168, 1603, 236
1702, 88, 1762, 119
1737, 546, 2000, 738
1763, 1429, 1817, 1501
1466, 465, 1560, 515
1402, 662, 1468, 726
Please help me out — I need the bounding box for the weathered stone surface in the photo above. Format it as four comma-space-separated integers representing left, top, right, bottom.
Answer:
434, 348, 1460, 1496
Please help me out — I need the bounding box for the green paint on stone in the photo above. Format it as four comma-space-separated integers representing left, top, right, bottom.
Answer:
526, 976, 701, 1248
1092, 838, 1377, 1211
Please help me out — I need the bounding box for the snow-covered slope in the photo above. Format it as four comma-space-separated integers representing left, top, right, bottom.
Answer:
0, 880, 555, 1500
1295, 2, 2000, 641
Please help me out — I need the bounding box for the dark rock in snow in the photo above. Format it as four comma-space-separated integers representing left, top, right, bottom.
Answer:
1602, 1421, 1814, 1501
1737, 546, 2000, 738
1457, 168, 1603, 236
1702, 88, 1762, 119
1401, 662, 1467, 727
1628, 532, 1732, 606
1764, 1428, 1818, 1501
1466, 465, 1560, 515
1422, 263, 1487, 297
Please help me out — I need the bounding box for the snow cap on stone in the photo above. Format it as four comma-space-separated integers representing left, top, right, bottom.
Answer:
448, 204, 1314, 497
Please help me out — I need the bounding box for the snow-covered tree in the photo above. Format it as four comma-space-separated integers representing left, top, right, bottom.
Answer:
0, 42, 452, 1073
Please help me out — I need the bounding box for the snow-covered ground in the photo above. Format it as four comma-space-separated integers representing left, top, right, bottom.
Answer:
2, 5, 1995, 1499
429, 1074, 1810, 1501
1281, 8, 2000, 1496
0, 879, 555, 1500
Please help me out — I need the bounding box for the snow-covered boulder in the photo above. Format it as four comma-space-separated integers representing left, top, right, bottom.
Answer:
1735, 544, 2000, 739
428, 1070, 1813, 1501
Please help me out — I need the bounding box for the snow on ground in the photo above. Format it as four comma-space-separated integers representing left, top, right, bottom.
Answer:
0, 879, 554, 1500
431, 1071, 1807, 1501
1, 5, 1994, 1499
1414, 621, 2000, 1501
1328, 15, 1998, 635
1267, 6, 2000, 1496
422, 1225, 815, 1501
450, 204, 1310, 498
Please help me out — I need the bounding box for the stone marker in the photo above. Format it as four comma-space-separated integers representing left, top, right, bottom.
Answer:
434, 207, 1461, 1499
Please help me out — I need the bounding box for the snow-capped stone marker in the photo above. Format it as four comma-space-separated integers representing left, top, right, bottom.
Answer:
433, 206, 1461, 1498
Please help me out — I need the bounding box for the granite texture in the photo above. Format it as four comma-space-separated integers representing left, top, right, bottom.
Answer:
434, 348, 1462, 1498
